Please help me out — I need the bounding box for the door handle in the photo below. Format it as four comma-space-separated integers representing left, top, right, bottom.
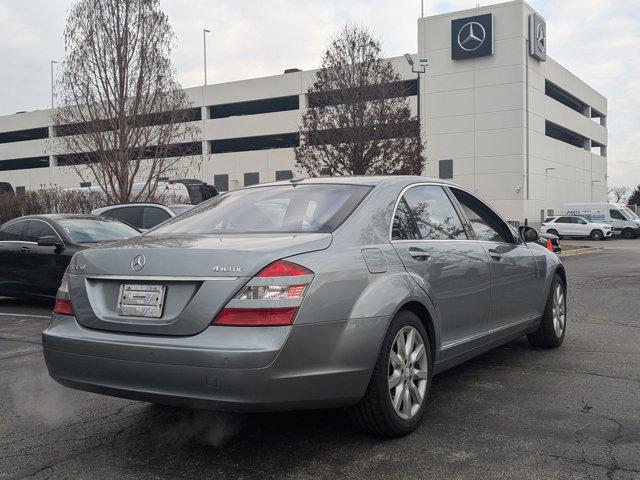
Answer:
409, 247, 431, 261
20, 246, 31, 254
488, 249, 503, 261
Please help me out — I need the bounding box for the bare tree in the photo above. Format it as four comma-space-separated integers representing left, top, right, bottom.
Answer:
608, 186, 629, 203
51, 0, 200, 204
295, 25, 425, 176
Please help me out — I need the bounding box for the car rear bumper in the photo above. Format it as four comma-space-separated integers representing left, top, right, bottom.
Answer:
42, 314, 388, 411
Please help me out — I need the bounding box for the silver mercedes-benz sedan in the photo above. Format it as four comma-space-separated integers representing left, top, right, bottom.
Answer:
43, 176, 566, 437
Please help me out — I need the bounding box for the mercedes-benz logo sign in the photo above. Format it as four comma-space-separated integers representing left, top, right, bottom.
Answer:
536, 22, 546, 52
131, 255, 146, 272
458, 21, 486, 52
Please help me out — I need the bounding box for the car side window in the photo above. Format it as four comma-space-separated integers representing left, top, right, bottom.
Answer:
109, 207, 144, 229
610, 209, 625, 220
0, 221, 26, 241
142, 207, 171, 230
24, 221, 57, 242
576, 218, 587, 225
392, 199, 420, 240
402, 186, 467, 240
451, 189, 511, 243
556, 217, 572, 224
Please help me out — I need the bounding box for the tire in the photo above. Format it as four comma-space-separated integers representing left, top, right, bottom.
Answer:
622, 228, 635, 240
527, 274, 566, 348
348, 310, 432, 437
547, 229, 560, 239
590, 229, 604, 241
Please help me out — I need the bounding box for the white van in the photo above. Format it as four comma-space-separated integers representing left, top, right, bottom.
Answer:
562, 203, 640, 239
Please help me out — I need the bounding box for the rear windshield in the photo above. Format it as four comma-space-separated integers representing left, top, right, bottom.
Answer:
58, 218, 140, 243
152, 184, 371, 234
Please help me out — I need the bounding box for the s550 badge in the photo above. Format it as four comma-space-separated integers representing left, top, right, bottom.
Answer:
70, 264, 86, 271
212, 265, 243, 273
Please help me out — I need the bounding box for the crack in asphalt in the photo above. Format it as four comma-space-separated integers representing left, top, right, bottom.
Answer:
0, 350, 40, 361
0, 336, 41, 346
470, 362, 640, 385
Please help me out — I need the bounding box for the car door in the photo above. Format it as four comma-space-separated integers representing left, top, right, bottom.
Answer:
609, 209, 626, 233
572, 217, 590, 236
0, 220, 29, 294
391, 184, 491, 352
449, 188, 540, 330
23, 220, 69, 296
554, 217, 574, 236
142, 206, 172, 230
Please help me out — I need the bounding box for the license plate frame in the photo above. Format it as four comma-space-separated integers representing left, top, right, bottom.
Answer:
117, 284, 166, 318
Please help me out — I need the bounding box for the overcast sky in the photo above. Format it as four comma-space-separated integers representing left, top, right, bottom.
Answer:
0, 0, 638, 187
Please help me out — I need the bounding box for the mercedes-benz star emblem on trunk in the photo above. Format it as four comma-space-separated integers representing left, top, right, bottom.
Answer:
131, 255, 146, 272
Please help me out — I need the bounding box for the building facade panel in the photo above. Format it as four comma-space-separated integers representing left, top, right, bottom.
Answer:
0, 0, 607, 226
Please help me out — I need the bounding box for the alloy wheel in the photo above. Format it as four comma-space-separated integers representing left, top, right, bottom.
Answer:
552, 283, 566, 337
388, 326, 429, 420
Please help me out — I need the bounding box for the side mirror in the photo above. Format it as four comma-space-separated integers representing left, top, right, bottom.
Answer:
38, 235, 64, 250
519, 226, 539, 243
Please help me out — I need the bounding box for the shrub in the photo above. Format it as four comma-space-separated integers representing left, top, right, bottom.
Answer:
0, 189, 103, 225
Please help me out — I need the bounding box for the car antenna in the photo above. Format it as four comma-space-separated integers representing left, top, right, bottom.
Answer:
290, 175, 304, 186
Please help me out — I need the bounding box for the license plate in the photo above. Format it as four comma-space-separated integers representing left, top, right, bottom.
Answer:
117, 284, 166, 318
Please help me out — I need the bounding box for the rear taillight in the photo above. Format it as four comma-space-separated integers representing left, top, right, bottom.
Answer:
541, 223, 546, 227
53, 267, 74, 316
213, 260, 314, 327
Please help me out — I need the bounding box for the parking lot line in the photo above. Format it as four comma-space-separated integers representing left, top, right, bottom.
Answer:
0, 312, 51, 319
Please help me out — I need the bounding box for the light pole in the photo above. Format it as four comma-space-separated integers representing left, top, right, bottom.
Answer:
545, 167, 556, 212
404, 54, 428, 140
591, 179, 601, 202
421, 0, 424, 17
50, 60, 59, 109
203, 28, 211, 85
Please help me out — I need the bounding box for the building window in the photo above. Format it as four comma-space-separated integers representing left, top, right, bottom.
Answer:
56, 108, 201, 137
80, 182, 91, 188
308, 79, 417, 108
275, 170, 293, 181
214, 174, 229, 192
244, 172, 259, 187
540, 210, 545, 222
15, 186, 25, 194
57, 142, 202, 166
545, 81, 587, 115
547, 209, 554, 217
0, 127, 49, 145
0, 156, 50, 171
545, 121, 587, 149
439, 159, 453, 180
210, 133, 299, 154
210, 96, 299, 119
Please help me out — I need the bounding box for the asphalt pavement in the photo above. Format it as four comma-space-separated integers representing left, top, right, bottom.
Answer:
0, 246, 638, 479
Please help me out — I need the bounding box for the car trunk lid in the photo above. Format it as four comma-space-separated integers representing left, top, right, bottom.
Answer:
69, 233, 331, 335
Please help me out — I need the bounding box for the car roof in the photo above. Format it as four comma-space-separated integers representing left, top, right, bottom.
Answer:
246, 175, 455, 188
94, 202, 169, 209
7, 214, 100, 222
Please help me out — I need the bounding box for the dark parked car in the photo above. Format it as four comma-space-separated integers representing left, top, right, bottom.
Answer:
537, 231, 561, 253
92, 202, 194, 231
0, 214, 139, 298
0, 182, 14, 195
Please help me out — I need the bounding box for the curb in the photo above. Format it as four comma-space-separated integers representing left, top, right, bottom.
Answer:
557, 246, 604, 258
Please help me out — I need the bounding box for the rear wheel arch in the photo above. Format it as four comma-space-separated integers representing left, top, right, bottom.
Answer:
555, 265, 567, 291
398, 301, 437, 364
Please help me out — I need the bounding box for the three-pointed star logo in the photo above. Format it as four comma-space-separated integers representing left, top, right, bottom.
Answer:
457, 21, 486, 52
131, 255, 146, 272
536, 22, 546, 52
